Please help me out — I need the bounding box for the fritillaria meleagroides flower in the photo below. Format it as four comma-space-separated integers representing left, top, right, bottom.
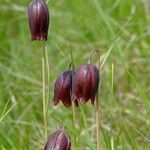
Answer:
72, 64, 99, 104
44, 130, 71, 150
53, 71, 73, 107
28, 0, 49, 41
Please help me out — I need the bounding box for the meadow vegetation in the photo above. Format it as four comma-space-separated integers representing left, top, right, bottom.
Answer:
0, 0, 150, 149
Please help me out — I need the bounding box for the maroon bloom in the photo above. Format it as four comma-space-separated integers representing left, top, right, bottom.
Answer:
72, 64, 99, 104
28, 0, 49, 41
53, 71, 73, 107
44, 130, 71, 150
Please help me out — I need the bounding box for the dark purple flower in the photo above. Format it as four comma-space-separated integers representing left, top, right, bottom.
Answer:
53, 71, 73, 107
44, 130, 71, 150
72, 64, 99, 104
28, 0, 49, 41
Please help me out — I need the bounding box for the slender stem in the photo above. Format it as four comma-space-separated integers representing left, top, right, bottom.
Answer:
96, 92, 100, 150
72, 100, 76, 149
41, 41, 48, 140
79, 104, 90, 139
70, 46, 77, 149
88, 49, 100, 149
88, 49, 99, 64
45, 45, 50, 116
111, 63, 114, 150
96, 52, 101, 150
111, 63, 114, 93
70, 46, 75, 71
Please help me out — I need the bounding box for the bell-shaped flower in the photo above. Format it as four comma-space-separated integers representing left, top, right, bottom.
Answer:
72, 64, 99, 104
44, 130, 71, 150
28, 0, 49, 41
53, 71, 73, 107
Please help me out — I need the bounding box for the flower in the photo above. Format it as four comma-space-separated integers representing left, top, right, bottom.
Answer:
44, 130, 71, 150
28, 0, 49, 41
53, 71, 73, 107
72, 64, 99, 104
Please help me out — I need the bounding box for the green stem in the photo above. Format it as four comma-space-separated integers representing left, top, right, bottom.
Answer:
96, 92, 100, 150
45, 45, 50, 116
89, 49, 100, 150
96, 52, 100, 150
79, 104, 90, 139
70, 46, 77, 149
42, 41, 48, 140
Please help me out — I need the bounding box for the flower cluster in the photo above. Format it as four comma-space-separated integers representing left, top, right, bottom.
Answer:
28, 1, 100, 149
53, 63, 100, 107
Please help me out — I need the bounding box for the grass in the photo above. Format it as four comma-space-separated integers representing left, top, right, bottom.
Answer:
0, 0, 150, 149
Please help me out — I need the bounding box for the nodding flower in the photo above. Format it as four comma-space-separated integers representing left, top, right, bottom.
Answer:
72, 64, 99, 104
53, 71, 74, 107
44, 130, 71, 150
28, 0, 49, 41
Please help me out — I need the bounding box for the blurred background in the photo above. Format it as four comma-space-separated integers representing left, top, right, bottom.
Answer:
0, 0, 150, 149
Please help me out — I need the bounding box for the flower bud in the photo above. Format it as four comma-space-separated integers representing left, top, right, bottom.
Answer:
44, 130, 71, 150
28, 0, 49, 41
72, 64, 99, 104
53, 71, 73, 107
